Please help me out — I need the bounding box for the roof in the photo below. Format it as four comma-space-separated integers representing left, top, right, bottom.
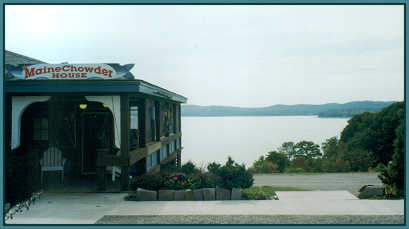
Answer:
4, 50, 187, 103
5, 50, 46, 65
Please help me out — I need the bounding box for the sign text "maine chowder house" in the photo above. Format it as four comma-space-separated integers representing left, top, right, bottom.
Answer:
21, 64, 122, 80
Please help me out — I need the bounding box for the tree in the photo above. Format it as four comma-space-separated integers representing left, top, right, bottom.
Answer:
292, 140, 322, 159
338, 102, 404, 170
249, 156, 278, 174
366, 102, 404, 165
278, 141, 295, 159
266, 151, 289, 173
322, 137, 338, 159
377, 118, 404, 198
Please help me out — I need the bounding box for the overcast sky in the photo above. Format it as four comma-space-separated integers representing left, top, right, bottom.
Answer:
6, 5, 404, 107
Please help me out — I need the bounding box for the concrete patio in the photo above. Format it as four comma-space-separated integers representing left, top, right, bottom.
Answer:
6, 191, 404, 224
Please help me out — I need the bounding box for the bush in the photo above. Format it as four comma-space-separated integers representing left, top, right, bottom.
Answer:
129, 173, 164, 191
248, 156, 278, 174
6, 152, 37, 206
160, 163, 180, 174
266, 151, 289, 173
181, 161, 199, 175
242, 187, 272, 200
377, 119, 404, 198
207, 156, 254, 189
284, 167, 305, 173
207, 162, 221, 174
130, 159, 253, 192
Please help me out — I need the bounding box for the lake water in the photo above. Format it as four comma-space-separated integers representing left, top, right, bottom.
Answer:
181, 116, 349, 168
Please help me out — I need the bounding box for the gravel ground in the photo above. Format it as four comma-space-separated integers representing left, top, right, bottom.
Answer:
95, 215, 404, 224
253, 172, 382, 196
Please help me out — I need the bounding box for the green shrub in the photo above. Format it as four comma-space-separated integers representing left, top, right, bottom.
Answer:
162, 173, 195, 190
207, 162, 221, 174
248, 156, 278, 174
266, 151, 289, 173
181, 161, 199, 175
242, 187, 272, 200
207, 156, 254, 189
377, 119, 404, 198
199, 172, 222, 188
129, 173, 164, 191
284, 167, 305, 173
6, 152, 37, 206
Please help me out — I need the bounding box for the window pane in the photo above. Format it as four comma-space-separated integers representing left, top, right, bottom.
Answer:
41, 129, 48, 140
33, 118, 40, 130
130, 106, 138, 129
129, 106, 139, 150
41, 118, 48, 129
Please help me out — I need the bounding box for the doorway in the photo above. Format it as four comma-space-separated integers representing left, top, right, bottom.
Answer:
81, 110, 114, 175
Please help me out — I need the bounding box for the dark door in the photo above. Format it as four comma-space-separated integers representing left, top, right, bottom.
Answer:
81, 112, 112, 174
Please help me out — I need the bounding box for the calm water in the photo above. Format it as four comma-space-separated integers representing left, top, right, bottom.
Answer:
181, 116, 349, 168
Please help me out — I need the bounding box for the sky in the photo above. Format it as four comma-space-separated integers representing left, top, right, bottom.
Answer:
5, 5, 404, 107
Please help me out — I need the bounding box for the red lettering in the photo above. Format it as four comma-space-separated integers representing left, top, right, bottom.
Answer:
81, 73, 87, 78
55, 67, 61, 72
52, 73, 59, 78
94, 66, 101, 74
85, 67, 93, 72
24, 66, 35, 78
108, 70, 113, 77
63, 65, 70, 71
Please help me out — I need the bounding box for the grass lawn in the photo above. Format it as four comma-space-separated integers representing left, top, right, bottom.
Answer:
266, 186, 312, 191
243, 186, 311, 200
254, 171, 379, 176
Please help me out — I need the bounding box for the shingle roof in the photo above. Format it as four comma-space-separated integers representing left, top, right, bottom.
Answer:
4, 50, 187, 103
5, 50, 46, 66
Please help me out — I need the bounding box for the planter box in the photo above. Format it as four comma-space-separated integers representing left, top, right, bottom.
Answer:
231, 188, 242, 200
216, 188, 231, 200
193, 189, 204, 200
137, 188, 157, 201
202, 188, 216, 200
174, 190, 185, 200
128, 188, 244, 201
158, 190, 175, 201
184, 189, 195, 200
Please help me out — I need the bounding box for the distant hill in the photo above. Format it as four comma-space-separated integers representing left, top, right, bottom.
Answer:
181, 101, 396, 117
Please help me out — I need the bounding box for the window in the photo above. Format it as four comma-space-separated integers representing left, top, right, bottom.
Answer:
175, 105, 180, 133
160, 145, 167, 161
169, 141, 175, 154
146, 154, 152, 171
169, 104, 175, 134
152, 150, 158, 167
172, 104, 176, 133
129, 106, 139, 150
33, 118, 48, 141
151, 102, 160, 141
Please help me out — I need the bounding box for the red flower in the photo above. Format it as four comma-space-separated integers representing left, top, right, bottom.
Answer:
172, 176, 178, 181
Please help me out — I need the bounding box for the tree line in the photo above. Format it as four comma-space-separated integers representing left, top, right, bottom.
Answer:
248, 101, 404, 197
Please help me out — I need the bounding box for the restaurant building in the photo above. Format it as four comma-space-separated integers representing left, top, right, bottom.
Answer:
4, 50, 187, 191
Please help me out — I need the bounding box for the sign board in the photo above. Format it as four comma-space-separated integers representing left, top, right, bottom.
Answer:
5, 63, 135, 80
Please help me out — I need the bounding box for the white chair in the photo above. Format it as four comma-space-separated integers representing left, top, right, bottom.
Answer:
106, 149, 122, 182
39, 147, 66, 185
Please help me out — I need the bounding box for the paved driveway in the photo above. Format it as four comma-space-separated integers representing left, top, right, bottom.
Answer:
6, 191, 403, 225
253, 172, 382, 196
